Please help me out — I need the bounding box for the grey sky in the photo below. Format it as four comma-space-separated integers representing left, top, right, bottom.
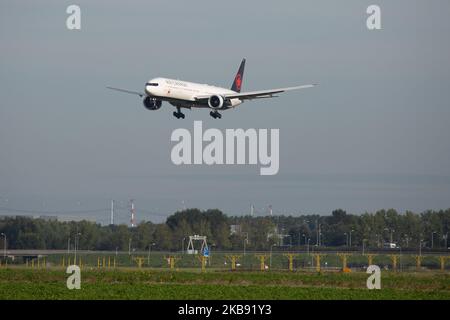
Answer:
1, 0, 450, 224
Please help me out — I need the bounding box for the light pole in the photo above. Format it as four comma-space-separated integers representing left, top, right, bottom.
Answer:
148, 243, 155, 266
344, 233, 348, 247
307, 238, 311, 255
300, 220, 309, 247
317, 223, 322, 247
384, 228, 394, 244
270, 244, 277, 269
67, 237, 70, 256
209, 243, 216, 266
375, 234, 380, 248
349, 229, 354, 247
315, 220, 319, 246
0, 233, 6, 259
444, 233, 448, 249
243, 232, 248, 256
431, 231, 437, 249
74, 234, 77, 264
181, 237, 186, 254
286, 234, 292, 248
74, 232, 81, 265
128, 238, 132, 256
419, 238, 423, 256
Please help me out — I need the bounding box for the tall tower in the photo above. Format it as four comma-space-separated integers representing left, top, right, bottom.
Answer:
268, 205, 273, 216
250, 204, 254, 216
110, 200, 114, 225
130, 199, 136, 227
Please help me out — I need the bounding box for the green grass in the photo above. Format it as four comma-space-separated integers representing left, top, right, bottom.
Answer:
0, 268, 449, 300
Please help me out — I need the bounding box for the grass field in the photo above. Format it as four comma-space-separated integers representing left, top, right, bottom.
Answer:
0, 268, 449, 300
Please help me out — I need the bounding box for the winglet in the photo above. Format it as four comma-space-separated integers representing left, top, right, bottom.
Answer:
231, 58, 246, 93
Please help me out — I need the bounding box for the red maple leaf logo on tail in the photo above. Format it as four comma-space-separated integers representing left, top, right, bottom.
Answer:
235, 74, 242, 91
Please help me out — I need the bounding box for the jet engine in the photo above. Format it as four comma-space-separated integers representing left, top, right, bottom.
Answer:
143, 96, 162, 110
208, 95, 224, 109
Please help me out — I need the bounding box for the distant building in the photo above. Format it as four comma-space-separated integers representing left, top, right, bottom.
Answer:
230, 224, 242, 235
58, 216, 96, 223
267, 226, 284, 245
0, 215, 15, 220
0, 215, 33, 220
39, 215, 58, 222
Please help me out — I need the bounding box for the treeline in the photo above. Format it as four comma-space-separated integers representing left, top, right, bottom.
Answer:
0, 208, 449, 251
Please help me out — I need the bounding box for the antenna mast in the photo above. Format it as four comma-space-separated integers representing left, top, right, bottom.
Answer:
130, 199, 136, 227
110, 200, 114, 225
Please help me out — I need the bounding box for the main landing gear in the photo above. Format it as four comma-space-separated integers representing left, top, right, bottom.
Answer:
210, 111, 222, 119
173, 107, 185, 119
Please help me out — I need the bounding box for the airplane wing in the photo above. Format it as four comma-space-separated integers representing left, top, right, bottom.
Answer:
106, 86, 145, 97
224, 84, 317, 100
194, 84, 316, 101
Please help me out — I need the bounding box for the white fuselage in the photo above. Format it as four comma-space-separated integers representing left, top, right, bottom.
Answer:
144, 77, 242, 109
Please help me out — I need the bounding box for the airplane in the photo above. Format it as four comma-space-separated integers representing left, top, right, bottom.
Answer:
107, 59, 316, 119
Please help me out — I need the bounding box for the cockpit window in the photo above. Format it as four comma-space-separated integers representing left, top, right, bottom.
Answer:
146, 82, 159, 86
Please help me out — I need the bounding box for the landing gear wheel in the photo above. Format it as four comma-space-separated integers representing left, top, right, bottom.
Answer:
173, 108, 185, 119
210, 111, 221, 119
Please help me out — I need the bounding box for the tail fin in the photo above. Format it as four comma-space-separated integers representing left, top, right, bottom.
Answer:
231, 58, 246, 93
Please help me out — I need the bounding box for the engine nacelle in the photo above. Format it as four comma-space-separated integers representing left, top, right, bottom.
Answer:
208, 95, 224, 109
143, 96, 162, 110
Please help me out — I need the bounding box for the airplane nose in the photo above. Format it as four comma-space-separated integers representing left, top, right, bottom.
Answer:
145, 81, 159, 95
